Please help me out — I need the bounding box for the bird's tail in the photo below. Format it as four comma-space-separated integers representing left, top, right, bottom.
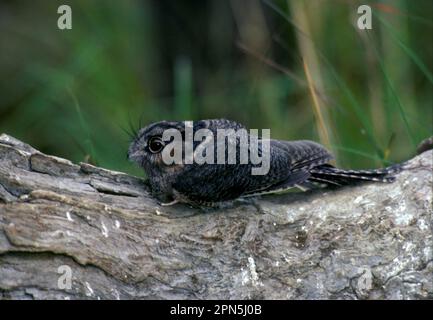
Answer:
308, 163, 403, 187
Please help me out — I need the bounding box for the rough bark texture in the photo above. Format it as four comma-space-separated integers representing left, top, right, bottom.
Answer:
0, 133, 431, 300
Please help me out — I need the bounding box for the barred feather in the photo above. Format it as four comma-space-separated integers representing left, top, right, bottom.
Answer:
308, 163, 402, 186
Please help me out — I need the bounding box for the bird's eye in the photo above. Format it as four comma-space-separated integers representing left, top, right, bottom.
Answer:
148, 136, 165, 153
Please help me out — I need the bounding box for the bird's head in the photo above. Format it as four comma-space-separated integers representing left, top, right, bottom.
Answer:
128, 120, 187, 172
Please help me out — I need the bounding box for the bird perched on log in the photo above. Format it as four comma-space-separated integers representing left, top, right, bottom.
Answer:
128, 119, 401, 206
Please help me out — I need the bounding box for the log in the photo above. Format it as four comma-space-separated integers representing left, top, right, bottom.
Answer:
0, 133, 431, 300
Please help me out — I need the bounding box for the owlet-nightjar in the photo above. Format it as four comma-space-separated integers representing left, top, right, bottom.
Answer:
128, 119, 400, 206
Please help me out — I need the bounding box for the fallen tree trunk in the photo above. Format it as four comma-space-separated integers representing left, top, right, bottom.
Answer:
0, 133, 431, 300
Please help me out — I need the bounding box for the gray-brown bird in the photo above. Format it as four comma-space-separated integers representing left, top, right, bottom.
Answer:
128, 119, 401, 206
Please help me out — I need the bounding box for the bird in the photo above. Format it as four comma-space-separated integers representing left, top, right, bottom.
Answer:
127, 119, 401, 206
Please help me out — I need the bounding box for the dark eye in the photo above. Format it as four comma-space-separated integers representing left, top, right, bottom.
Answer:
148, 136, 165, 153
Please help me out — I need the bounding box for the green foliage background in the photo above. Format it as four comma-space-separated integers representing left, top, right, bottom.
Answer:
0, 0, 431, 177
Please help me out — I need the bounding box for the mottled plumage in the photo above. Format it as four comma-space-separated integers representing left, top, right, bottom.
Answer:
128, 119, 401, 206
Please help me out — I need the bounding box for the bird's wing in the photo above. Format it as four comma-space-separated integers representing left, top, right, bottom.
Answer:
241, 140, 333, 196
271, 140, 333, 171
173, 139, 332, 202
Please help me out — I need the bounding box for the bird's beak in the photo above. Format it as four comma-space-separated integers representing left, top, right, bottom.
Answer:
127, 149, 143, 162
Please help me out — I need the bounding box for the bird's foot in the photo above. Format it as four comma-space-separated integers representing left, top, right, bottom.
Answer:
160, 199, 179, 206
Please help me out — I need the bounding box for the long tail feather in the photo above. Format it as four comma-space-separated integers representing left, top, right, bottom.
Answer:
309, 163, 403, 186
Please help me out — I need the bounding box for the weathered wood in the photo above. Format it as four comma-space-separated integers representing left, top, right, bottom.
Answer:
0, 133, 431, 299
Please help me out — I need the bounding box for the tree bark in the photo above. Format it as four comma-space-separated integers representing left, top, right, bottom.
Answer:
0, 133, 431, 300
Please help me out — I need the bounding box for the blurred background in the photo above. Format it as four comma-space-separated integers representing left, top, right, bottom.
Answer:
0, 0, 431, 176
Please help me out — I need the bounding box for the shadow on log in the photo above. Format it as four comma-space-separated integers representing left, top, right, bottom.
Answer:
0, 133, 432, 299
